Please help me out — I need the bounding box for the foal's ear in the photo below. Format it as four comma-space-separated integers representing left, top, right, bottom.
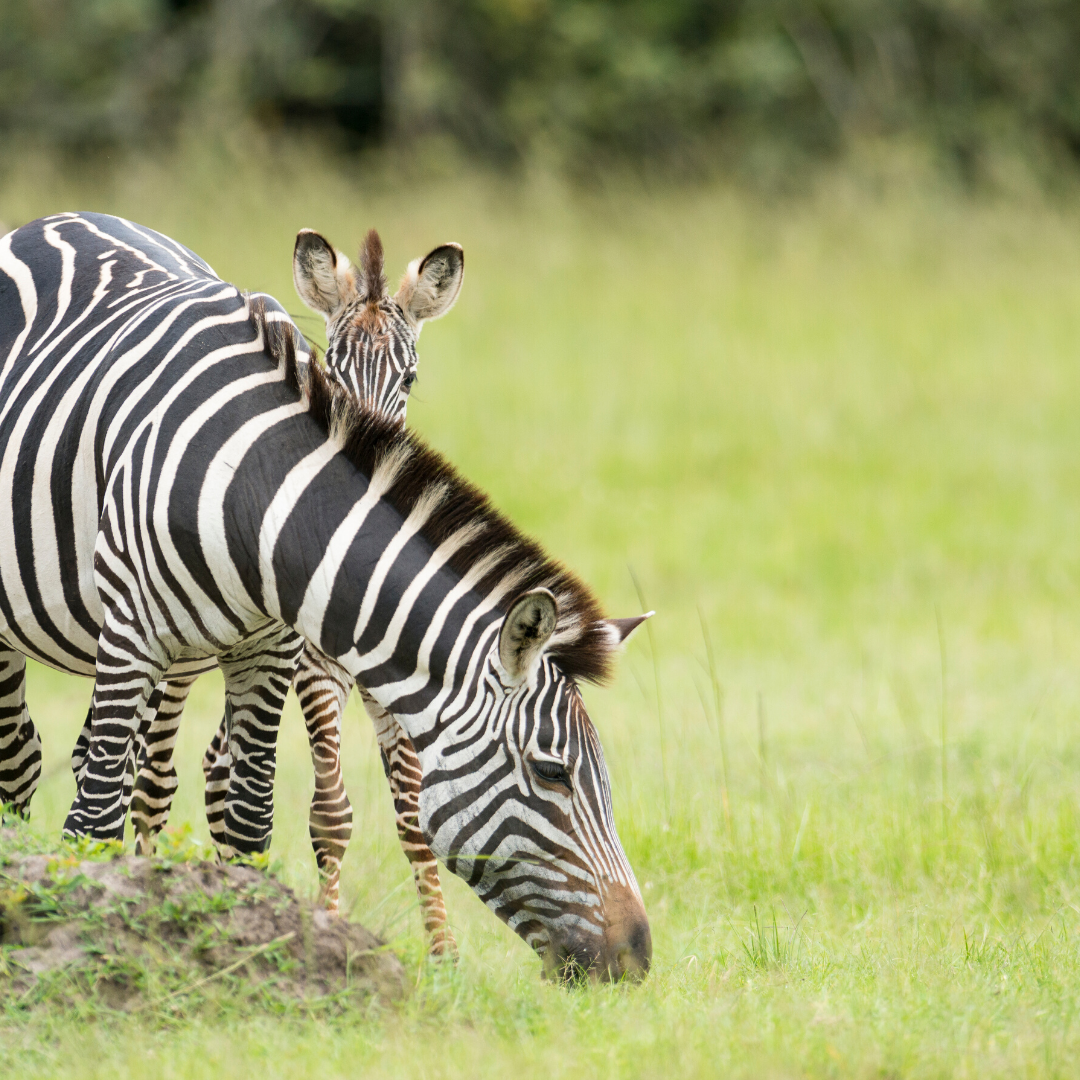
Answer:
499, 588, 558, 685
602, 612, 653, 647
293, 229, 358, 321
394, 243, 464, 328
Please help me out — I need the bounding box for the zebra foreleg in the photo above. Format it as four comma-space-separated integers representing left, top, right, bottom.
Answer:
73, 694, 156, 814
359, 688, 457, 959
293, 648, 353, 913
63, 624, 169, 841
70, 706, 91, 782
216, 628, 303, 860
130, 676, 197, 855
0, 649, 42, 817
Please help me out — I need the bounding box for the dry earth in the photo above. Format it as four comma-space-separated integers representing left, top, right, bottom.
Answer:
0, 829, 404, 1012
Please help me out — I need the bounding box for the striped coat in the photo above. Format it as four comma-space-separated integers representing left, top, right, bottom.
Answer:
0, 212, 649, 980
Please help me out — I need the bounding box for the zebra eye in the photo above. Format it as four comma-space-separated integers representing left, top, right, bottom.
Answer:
531, 759, 571, 787
402, 371, 417, 391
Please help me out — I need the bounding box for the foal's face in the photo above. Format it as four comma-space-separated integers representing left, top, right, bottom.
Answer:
323, 292, 420, 424
293, 227, 463, 424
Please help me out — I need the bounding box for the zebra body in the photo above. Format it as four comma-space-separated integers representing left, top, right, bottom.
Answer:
124, 223, 463, 925
0, 213, 650, 979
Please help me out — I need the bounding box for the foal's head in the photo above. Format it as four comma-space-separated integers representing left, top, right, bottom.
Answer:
293, 228, 463, 423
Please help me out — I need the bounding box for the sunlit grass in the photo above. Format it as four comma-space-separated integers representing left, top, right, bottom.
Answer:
5, 144, 1080, 1076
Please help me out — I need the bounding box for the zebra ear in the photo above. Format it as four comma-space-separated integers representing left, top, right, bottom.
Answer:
603, 612, 653, 647
293, 229, 357, 321
394, 243, 463, 329
499, 588, 558, 685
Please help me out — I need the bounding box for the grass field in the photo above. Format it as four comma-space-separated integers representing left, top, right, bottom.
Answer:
4, 144, 1080, 1077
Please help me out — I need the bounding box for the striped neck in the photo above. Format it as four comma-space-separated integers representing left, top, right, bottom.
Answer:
246, 306, 617, 746
283, 446, 509, 747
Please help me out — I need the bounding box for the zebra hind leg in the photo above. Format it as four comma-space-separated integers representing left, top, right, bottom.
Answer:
0, 649, 42, 818
131, 677, 196, 856
360, 689, 457, 959
293, 648, 353, 913
216, 628, 303, 860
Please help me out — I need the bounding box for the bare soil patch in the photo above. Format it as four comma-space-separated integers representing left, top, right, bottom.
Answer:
0, 828, 404, 1014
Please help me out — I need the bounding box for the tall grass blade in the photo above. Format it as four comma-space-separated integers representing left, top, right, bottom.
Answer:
698, 606, 731, 834
791, 800, 812, 866
758, 691, 768, 811
936, 605, 948, 840
630, 566, 668, 821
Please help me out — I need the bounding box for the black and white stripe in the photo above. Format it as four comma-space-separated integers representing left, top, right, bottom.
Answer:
124, 224, 464, 924
0, 212, 649, 979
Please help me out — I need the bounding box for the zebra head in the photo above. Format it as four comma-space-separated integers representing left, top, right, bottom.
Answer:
293, 228, 463, 423
419, 589, 653, 983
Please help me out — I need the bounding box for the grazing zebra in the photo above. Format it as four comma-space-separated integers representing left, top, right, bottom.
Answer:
124, 224, 465, 932
16, 212, 463, 942
0, 212, 651, 980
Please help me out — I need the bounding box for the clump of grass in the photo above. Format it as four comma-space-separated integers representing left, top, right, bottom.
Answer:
739, 906, 806, 970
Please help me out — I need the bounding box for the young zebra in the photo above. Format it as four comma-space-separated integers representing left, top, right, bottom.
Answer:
124, 225, 464, 933
0, 212, 651, 980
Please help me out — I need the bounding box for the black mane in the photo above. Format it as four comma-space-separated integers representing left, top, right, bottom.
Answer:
250, 296, 615, 684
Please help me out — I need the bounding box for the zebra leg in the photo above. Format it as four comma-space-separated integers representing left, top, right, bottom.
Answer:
63, 624, 169, 840
71, 706, 92, 782
215, 628, 303, 860
73, 696, 149, 813
293, 647, 353, 913
359, 688, 457, 959
0, 649, 42, 817
130, 676, 196, 856
201, 708, 231, 853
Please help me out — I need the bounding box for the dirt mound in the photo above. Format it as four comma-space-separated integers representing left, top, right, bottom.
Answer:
0, 828, 404, 1013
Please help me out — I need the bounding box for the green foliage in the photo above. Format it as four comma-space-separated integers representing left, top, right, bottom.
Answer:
5, 0, 1080, 176
0, 0, 208, 150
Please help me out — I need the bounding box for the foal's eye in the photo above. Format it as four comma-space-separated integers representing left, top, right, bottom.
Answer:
532, 759, 571, 787
402, 371, 417, 391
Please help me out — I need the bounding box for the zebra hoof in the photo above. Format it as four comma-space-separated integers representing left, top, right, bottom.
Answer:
61, 820, 124, 842
133, 831, 157, 858
428, 932, 459, 962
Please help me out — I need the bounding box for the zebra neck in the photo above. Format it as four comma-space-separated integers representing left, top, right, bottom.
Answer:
258, 447, 503, 745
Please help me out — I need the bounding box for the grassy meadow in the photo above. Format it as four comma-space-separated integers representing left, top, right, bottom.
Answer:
5, 146, 1080, 1076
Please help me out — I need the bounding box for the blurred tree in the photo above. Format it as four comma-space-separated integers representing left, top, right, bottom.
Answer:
1, 0, 1079, 176
0, 0, 210, 149
244, 0, 384, 145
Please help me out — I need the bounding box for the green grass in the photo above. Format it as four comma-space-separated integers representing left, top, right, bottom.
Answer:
5, 143, 1080, 1076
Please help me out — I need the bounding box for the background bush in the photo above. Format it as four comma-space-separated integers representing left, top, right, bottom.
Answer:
4, 0, 1080, 177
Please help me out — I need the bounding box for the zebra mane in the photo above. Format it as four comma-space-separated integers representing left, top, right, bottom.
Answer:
250, 297, 616, 685
360, 229, 386, 301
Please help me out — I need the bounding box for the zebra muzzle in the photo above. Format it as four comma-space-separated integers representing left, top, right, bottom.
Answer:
544, 886, 652, 985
